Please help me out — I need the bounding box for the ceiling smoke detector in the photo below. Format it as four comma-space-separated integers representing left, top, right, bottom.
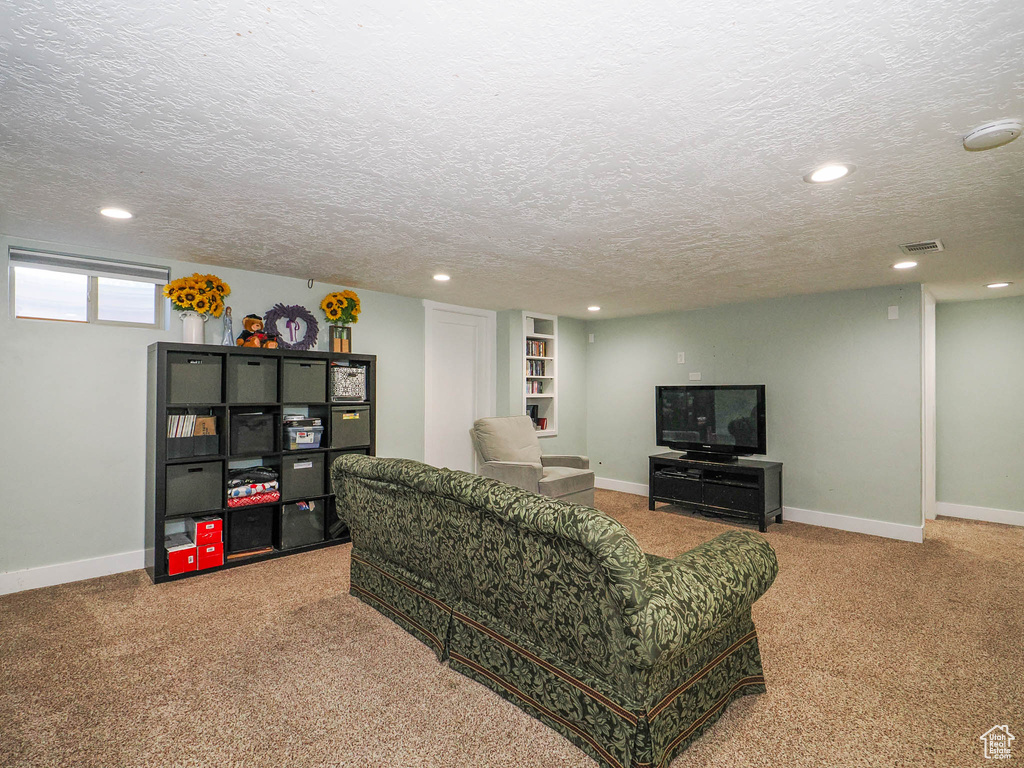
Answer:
899, 240, 943, 255
963, 120, 1022, 151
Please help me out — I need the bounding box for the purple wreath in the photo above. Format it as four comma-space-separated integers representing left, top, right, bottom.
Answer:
263, 303, 319, 351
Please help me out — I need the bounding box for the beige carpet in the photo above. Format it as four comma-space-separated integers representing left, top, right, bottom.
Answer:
1, 490, 1021, 767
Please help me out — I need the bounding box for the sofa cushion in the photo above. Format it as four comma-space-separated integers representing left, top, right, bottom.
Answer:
537, 466, 595, 498
471, 415, 543, 464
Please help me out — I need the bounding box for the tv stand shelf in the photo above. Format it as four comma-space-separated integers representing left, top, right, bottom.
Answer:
648, 452, 783, 532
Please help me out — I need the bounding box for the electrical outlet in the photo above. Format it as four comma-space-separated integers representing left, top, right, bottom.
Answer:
689, 372, 702, 381
677, 352, 685, 364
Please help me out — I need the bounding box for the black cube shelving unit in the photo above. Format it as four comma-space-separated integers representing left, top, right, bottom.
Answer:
145, 342, 376, 584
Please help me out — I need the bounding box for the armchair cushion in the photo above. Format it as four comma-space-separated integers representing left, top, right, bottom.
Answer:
471, 415, 542, 464
478, 460, 543, 490
537, 465, 595, 498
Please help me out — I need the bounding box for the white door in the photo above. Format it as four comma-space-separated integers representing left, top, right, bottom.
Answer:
424, 301, 496, 472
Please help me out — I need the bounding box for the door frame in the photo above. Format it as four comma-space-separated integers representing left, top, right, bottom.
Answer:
423, 300, 497, 469
921, 287, 937, 524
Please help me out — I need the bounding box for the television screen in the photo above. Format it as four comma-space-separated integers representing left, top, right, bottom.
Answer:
656, 385, 766, 457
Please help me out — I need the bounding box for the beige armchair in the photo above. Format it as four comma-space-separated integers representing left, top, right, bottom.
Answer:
470, 416, 595, 506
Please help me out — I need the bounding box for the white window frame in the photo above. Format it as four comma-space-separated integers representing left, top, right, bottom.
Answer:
9, 247, 169, 330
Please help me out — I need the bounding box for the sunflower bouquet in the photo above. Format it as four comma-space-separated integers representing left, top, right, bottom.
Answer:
162, 273, 231, 317
320, 289, 361, 325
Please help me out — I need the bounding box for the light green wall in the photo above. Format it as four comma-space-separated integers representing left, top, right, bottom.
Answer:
495, 310, 522, 417
0, 235, 425, 574
585, 285, 923, 526
936, 296, 1024, 512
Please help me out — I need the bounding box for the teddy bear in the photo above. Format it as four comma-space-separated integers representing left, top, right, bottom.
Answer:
236, 314, 279, 348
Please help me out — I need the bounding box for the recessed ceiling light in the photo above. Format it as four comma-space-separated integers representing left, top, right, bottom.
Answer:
986, 281, 1012, 288
100, 207, 133, 219
803, 163, 855, 183
433, 274, 450, 282
587, 306, 601, 312
893, 261, 918, 270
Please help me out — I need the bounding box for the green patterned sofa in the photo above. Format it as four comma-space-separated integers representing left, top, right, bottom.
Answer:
331, 454, 778, 768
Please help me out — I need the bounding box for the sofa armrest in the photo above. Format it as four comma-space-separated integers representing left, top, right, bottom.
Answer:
479, 461, 544, 492
541, 455, 590, 470
633, 531, 778, 665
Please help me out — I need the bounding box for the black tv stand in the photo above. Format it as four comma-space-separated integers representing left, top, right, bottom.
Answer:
649, 452, 783, 532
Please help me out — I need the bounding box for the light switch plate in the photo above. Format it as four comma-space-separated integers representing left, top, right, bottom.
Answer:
689, 372, 702, 381
677, 352, 685, 364
888, 305, 899, 320
588, 334, 595, 343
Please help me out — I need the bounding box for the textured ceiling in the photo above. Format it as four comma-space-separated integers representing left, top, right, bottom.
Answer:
1, 0, 1022, 318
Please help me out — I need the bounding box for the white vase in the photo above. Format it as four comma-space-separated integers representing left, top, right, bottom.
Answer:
180, 311, 207, 344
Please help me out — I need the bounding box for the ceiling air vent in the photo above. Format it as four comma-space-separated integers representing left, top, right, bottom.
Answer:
899, 240, 944, 255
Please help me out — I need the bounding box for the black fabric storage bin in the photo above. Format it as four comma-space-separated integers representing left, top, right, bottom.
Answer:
227, 506, 274, 553
230, 413, 275, 455
228, 356, 278, 403
282, 454, 324, 500
282, 359, 326, 402
167, 435, 219, 460
331, 405, 371, 449
167, 353, 222, 404
166, 461, 222, 516
280, 502, 325, 549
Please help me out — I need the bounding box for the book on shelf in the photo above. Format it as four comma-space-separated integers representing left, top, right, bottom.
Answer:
168, 414, 217, 438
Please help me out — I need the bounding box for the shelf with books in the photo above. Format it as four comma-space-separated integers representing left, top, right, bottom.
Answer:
146, 342, 376, 584
522, 312, 558, 436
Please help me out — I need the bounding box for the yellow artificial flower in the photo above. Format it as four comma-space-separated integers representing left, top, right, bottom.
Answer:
193, 297, 210, 314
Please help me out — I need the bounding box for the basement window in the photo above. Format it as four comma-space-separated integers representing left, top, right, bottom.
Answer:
9, 247, 169, 329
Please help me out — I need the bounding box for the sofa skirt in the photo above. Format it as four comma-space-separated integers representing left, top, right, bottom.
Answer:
449, 610, 765, 768
349, 552, 452, 661
349, 549, 767, 768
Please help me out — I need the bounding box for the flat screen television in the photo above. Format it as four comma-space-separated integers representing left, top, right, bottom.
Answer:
655, 385, 766, 461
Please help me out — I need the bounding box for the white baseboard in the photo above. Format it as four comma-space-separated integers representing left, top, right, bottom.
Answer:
782, 506, 924, 543
594, 477, 923, 543
936, 501, 1024, 527
0, 549, 145, 597
595, 477, 648, 496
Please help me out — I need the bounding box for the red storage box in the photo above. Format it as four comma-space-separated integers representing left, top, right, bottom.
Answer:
166, 533, 198, 576
187, 516, 223, 545
197, 541, 224, 570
